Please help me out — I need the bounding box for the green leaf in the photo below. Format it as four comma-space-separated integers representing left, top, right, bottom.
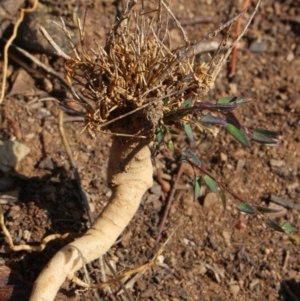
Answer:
251, 129, 280, 146
201, 114, 227, 125
280, 222, 296, 234
256, 206, 282, 214
183, 123, 194, 141
203, 175, 218, 192
217, 96, 239, 104
167, 140, 174, 151
253, 128, 279, 138
219, 190, 226, 212
181, 97, 193, 108
226, 112, 241, 128
237, 202, 256, 214
265, 219, 286, 233
217, 96, 248, 105
182, 149, 202, 167
194, 177, 201, 200
156, 126, 165, 144
226, 124, 251, 147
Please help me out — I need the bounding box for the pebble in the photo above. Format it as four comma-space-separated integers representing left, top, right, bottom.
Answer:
0, 140, 30, 172
220, 152, 227, 162
203, 192, 219, 208
229, 284, 240, 297
23, 230, 32, 242
150, 184, 162, 195
269, 159, 285, 167
249, 41, 268, 53
38, 157, 55, 170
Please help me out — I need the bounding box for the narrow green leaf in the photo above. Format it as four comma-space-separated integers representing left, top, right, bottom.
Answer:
181, 97, 193, 108
194, 177, 201, 200
256, 206, 282, 214
226, 124, 251, 147
167, 140, 174, 151
203, 175, 218, 192
217, 96, 247, 105
280, 222, 296, 234
201, 114, 227, 125
217, 96, 239, 104
226, 112, 241, 128
219, 190, 226, 212
265, 219, 286, 233
253, 128, 279, 138
183, 149, 202, 167
156, 126, 165, 144
251, 129, 280, 146
237, 202, 256, 214
183, 123, 194, 141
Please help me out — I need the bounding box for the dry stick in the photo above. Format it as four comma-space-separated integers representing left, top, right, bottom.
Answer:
104, 256, 134, 301
11, 43, 71, 88
0, 0, 39, 104
229, 0, 250, 76
58, 110, 93, 225
270, 195, 300, 211
155, 162, 184, 244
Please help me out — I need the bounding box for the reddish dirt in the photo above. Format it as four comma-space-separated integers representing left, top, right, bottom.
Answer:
0, 0, 299, 300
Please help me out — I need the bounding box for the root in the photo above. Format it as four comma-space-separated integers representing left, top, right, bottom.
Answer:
29, 137, 153, 301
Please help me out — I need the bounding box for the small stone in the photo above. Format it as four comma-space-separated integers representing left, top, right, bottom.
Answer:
38, 157, 55, 170
23, 230, 32, 242
150, 184, 162, 195
120, 230, 132, 247
220, 152, 227, 162
229, 83, 237, 95
236, 159, 245, 172
286, 51, 295, 62
229, 284, 240, 297
203, 192, 219, 208
270, 159, 285, 167
222, 230, 231, 247
0, 140, 30, 172
249, 41, 268, 52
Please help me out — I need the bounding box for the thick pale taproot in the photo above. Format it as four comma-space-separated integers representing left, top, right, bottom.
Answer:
29, 138, 153, 301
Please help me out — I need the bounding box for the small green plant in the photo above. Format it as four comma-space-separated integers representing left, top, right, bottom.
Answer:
156, 93, 295, 234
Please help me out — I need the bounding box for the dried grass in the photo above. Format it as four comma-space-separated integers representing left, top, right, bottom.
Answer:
41, 0, 260, 140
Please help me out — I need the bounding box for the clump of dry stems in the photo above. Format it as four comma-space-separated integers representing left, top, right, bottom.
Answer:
42, 0, 259, 141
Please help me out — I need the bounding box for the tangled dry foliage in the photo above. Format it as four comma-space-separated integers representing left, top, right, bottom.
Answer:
42, 0, 261, 143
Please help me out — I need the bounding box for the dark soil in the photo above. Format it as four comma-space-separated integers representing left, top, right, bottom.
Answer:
0, 0, 299, 300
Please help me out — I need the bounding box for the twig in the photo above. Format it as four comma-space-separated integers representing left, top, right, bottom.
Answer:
229, 0, 250, 76
283, 250, 289, 270
155, 162, 185, 244
39, 26, 71, 60
11, 43, 71, 88
270, 195, 300, 211
0, 0, 39, 104
104, 256, 134, 301
58, 110, 93, 225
